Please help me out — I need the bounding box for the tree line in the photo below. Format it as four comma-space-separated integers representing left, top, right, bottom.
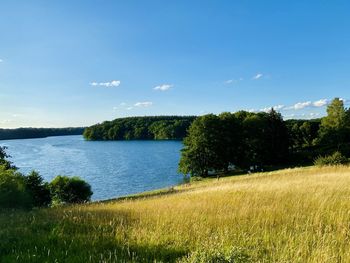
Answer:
83, 116, 196, 140
0, 127, 85, 140
179, 98, 350, 177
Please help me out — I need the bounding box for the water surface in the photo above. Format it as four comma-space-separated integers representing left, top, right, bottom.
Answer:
0, 135, 184, 200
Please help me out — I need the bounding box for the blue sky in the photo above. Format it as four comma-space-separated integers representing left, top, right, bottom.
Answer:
1, 0, 350, 128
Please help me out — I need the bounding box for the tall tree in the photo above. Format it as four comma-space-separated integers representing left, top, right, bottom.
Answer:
318, 98, 350, 150
264, 109, 289, 164
218, 112, 242, 172
179, 114, 222, 177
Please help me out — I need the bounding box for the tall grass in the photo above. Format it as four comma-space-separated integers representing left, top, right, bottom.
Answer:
1, 166, 350, 262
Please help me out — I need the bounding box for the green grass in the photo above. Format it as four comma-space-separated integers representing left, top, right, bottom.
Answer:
1, 166, 350, 262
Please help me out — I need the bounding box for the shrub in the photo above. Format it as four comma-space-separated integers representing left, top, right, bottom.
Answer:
24, 171, 51, 207
49, 176, 93, 204
0, 165, 32, 209
314, 151, 349, 166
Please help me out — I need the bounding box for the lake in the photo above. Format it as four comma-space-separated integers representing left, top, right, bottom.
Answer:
0, 135, 184, 200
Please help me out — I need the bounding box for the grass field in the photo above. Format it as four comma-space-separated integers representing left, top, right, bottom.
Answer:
1, 166, 350, 262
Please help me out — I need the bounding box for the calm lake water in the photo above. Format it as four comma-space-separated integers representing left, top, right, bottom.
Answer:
0, 135, 184, 200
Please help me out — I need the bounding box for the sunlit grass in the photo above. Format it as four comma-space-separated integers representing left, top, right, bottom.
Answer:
1, 166, 350, 262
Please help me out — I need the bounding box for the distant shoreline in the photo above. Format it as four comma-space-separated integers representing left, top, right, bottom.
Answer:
0, 127, 85, 141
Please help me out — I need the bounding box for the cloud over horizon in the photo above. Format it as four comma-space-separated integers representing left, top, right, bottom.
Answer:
285, 99, 330, 110
134, 101, 153, 107
153, 84, 173, 91
90, 80, 121, 87
257, 98, 333, 115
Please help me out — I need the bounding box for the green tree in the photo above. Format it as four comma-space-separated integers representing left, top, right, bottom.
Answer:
24, 171, 51, 207
318, 98, 350, 150
179, 114, 222, 177
0, 165, 31, 209
264, 109, 289, 164
299, 122, 313, 147
218, 112, 242, 172
49, 176, 93, 204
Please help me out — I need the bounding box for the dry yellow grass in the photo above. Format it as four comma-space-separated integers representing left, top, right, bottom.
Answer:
2, 166, 350, 262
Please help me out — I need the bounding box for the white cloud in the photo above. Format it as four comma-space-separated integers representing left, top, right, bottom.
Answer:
285, 101, 312, 110
0, 59, 3, 63
259, 104, 285, 113
113, 101, 152, 111
274, 105, 285, 110
253, 73, 263, 80
134, 101, 153, 107
153, 84, 173, 91
284, 99, 331, 110
90, 80, 121, 87
313, 99, 328, 107
260, 107, 272, 113
225, 78, 243, 84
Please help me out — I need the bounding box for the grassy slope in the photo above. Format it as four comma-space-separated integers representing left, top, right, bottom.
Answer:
1, 166, 350, 262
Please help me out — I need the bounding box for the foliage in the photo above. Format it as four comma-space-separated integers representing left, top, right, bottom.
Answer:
317, 98, 350, 151
83, 116, 196, 140
0, 147, 92, 208
49, 176, 93, 204
218, 112, 242, 172
0, 146, 17, 170
179, 110, 289, 176
286, 119, 321, 150
0, 165, 32, 209
24, 171, 51, 207
239, 109, 289, 167
179, 114, 223, 177
314, 151, 349, 166
0, 127, 84, 140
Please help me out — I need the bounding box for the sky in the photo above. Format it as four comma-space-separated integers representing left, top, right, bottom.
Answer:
1, 0, 350, 128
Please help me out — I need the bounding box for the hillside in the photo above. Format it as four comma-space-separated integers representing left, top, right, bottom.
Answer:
1, 166, 350, 262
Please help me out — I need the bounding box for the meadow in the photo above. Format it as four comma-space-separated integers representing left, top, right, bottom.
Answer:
1, 166, 350, 262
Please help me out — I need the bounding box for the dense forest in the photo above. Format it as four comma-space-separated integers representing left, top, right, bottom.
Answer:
0, 127, 85, 140
179, 98, 350, 177
83, 116, 196, 140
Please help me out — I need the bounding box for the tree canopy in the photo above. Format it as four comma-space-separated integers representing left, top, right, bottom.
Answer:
83, 116, 196, 141
179, 99, 350, 177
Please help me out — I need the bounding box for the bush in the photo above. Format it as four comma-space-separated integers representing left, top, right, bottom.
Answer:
24, 171, 51, 207
49, 176, 93, 204
314, 151, 349, 166
0, 165, 32, 209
